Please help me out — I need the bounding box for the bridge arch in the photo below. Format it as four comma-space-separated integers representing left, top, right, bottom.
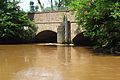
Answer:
72, 33, 91, 46
35, 30, 57, 43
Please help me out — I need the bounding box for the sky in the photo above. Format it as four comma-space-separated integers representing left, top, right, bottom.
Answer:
19, 0, 52, 11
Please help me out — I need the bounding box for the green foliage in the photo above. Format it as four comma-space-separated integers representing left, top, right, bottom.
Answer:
0, 1, 37, 43
70, 0, 120, 52
53, 0, 72, 10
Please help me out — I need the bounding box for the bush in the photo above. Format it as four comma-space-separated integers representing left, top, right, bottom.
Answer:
70, 0, 120, 53
0, 1, 37, 43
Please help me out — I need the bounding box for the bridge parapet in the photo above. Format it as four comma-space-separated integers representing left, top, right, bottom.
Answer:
33, 10, 76, 23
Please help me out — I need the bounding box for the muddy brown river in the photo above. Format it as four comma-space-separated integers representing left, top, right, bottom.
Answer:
0, 44, 120, 80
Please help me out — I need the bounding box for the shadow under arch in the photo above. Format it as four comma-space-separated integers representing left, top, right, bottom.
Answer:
35, 30, 57, 43
72, 32, 92, 46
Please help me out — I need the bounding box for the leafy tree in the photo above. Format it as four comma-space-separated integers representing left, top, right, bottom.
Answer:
0, 0, 37, 43
30, 1, 35, 12
69, 0, 120, 53
29, 1, 39, 12
55, 0, 71, 10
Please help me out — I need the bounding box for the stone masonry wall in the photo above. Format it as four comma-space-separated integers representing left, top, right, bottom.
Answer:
28, 10, 81, 40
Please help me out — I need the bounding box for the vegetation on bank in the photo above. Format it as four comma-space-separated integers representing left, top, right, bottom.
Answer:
69, 0, 120, 54
0, 0, 37, 43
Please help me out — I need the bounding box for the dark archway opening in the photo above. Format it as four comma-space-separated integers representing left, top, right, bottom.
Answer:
35, 30, 57, 43
72, 32, 92, 46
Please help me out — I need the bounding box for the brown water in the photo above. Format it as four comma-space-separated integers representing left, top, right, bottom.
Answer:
0, 44, 120, 80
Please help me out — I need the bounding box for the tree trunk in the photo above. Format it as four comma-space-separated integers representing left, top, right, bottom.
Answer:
37, 0, 44, 12
51, 0, 53, 11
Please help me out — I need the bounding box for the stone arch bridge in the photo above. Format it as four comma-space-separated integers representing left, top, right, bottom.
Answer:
28, 11, 83, 43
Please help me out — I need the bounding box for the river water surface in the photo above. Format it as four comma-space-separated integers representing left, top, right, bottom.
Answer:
0, 44, 120, 80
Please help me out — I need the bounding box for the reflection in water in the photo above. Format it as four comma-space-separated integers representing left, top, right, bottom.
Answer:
0, 45, 120, 80
57, 46, 71, 65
